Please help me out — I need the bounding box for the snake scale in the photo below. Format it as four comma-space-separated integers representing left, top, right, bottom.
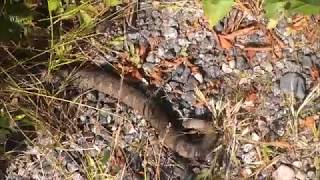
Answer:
53, 66, 218, 161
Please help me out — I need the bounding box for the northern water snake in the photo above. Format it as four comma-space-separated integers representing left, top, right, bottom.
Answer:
52, 66, 219, 160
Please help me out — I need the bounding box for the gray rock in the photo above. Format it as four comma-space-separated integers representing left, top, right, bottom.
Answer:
66, 162, 79, 173
300, 55, 313, 68
236, 56, 249, 70
194, 106, 207, 116
279, 72, 306, 99
142, 62, 156, 74
272, 165, 295, 180
86, 92, 97, 102
146, 52, 160, 63
203, 65, 222, 79
162, 26, 178, 40
181, 92, 196, 105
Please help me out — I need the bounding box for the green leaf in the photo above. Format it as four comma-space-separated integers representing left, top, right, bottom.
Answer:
104, 0, 122, 7
0, 16, 23, 41
15, 114, 26, 121
0, 116, 10, 129
300, 0, 320, 6
264, 0, 287, 19
202, 0, 234, 27
79, 10, 93, 27
48, 0, 61, 12
287, 1, 320, 15
59, 6, 79, 20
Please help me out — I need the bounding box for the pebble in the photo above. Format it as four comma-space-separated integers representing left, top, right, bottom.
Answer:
236, 56, 249, 70
300, 55, 313, 68
261, 62, 273, 72
272, 165, 295, 180
203, 65, 222, 79
279, 72, 306, 99
241, 144, 254, 153
222, 63, 233, 73
241, 151, 256, 164
193, 73, 203, 83
162, 26, 178, 40
86, 92, 97, 102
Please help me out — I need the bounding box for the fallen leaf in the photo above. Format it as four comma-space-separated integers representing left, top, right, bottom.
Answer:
218, 35, 233, 49
302, 116, 316, 129
311, 66, 320, 81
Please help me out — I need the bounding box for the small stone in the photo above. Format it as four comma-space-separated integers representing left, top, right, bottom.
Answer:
146, 52, 160, 63
162, 26, 178, 40
251, 132, 260, 141
142, 62, 156, 74
241, 151, 256, 164
66, 162, 79, 173
300, 55, 313, 68
261, 62, 273, 72
222, 63, 233, 73
242, 144, 254, 153
229, 59, 236, 69
79, 115, 88, 123
292, 161, 303, 168
178, 38, 190, 47
193, 73, 203, 83
236, 56, 249, 70
307, 171, 316, 179
295, 170, 307, 180
203, 65, 222, 79
72, 173, 84, 180
279, 72, 306, 99
194, 106, 206, 116
182, 90, 196, 104
86, 92, 97, 102
272, 165, 295, 180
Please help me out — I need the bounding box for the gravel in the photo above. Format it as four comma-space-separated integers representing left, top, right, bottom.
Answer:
279, 72, 306, 99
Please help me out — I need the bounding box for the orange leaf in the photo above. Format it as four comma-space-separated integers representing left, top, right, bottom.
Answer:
311, 66, 320, 81
302, 116, 316, 129
218, 35, 233, 49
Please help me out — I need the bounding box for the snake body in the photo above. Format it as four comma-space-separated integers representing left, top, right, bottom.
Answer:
55, 66, 218, 160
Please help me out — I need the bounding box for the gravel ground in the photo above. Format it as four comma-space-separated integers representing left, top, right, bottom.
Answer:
5, 0, 320, 179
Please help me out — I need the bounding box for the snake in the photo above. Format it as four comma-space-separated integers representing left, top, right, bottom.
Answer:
52, 66, 219, 161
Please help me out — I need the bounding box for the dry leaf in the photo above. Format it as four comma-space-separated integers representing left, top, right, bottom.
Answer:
311, 66, 320, 81
302, 116, 316, 129
218, 35, 233, 49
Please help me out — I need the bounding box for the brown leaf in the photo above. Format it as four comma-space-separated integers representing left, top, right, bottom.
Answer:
218, 35, 233, 49
310, 66, 320, 81
302, 116, 316, 129
223, 26, 257, 40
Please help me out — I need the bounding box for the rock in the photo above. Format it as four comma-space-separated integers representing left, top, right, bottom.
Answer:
279, 72, 306, 99
193, 73, 203, 83
272, 165, 295, 180
292, 161, 303, 168
307, 171, 316, 179
295, 170, 307, 180
300, 55, 313, 68
236, 56, 249, 70
181, 92, 196, 105
241, 144, 254, 153
86, 92, 97, 102
203, 65, 222, 79
142, 62, 156, 74
162, 26, 178, 40
241, 151, 256, 164
261, 62, 273, 73
146, 52, 160, 63
222, 63, 233, 73
66, 162, 79, 173
194, 105, 207, 116
229, 59, 236, 69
